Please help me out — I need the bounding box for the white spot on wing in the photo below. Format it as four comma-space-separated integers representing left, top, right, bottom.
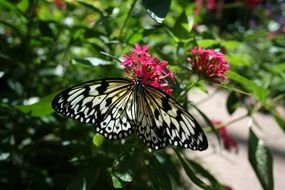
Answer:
70, 95, 84, 106
67, 88, 84, 102
82, 96, 94, 106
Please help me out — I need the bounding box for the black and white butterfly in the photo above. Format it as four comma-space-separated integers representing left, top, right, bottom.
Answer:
52, 77, 208, 150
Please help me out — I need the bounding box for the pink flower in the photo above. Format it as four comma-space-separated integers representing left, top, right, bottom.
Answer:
212, 120, 238, 153
194, 0, 203, 15
282, 22, 285, 34
206, 0, 217, 11
195, 0, 217, 14
187, 47, 229, 83
121, 44, 175, 94
54, 0, 66, 9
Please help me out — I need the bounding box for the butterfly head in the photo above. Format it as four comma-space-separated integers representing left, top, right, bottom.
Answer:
135, 75, 143, 85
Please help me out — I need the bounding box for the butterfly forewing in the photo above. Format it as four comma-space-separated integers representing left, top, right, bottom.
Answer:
141, 85, 208, 150
52, 78, 137, 140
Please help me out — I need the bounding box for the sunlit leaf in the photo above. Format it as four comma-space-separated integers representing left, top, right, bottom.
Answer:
198, 39, 220, 48
111, 175, 123, 189
248, 128, 274, 190
16, 93, 57, 117
16, 0, 28, 12
172, 11, 192, 40
92, 134, 105, 147
127, 28, 144, 44
222, 40, 241, 49
225, 54, 252, 66
270, 63, 285, 76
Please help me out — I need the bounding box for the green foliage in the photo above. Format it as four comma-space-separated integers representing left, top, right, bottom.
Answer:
16, 93, 56, 117
248, 129, 274, 190
1, 0, 284, 189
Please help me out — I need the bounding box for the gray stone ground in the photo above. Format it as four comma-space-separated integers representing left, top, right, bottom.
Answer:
185, 87, 285, 190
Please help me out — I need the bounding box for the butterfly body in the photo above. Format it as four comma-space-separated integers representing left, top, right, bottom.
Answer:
52, 78, 208, 150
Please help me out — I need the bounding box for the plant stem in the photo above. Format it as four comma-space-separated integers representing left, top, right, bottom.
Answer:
204, 113, 249, 132
177, 78, 200, 101
196, 88, 219, 105
118, 0, 138, 42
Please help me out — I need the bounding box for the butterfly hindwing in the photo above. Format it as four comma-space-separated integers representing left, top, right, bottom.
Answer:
135, 88, 168, 150
52, 78, 137, 140
140, 85, 208, 150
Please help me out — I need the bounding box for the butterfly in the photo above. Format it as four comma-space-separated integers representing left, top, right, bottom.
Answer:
52, 77, 208, 150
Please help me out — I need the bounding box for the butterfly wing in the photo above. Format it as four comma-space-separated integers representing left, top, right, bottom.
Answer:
52, 78, 137, 140
135, 87, 168, 150
138, 85, 208, 150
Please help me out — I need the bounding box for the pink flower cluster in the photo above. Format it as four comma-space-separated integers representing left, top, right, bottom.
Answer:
187, 47, 229, 83
121, 44, 175, 95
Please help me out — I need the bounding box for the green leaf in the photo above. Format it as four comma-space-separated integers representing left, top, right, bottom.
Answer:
92, 134, 105, 147
222, 40, 241, 49
16, 0, 29, 12
226, 91, 239, 115
66, 169, 98, 190
148, 155, 172, 190
175, 150, 223, 190
270, 63, 285, 75
227, 71, 269, 104
142, 0, 171, 23
248, 128, 274, 190
225, 54, 252, 66
155, 152, 181, 185
0, 0, 18, 11
111, 175, 123, 189
172, 11, 191, 40
127, 28, 144, 44
272, 112, 285, 132
187, 159, 224, 188
111, 153, 135, 188
16, 93, 57, 117
197, 39, 220, 48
